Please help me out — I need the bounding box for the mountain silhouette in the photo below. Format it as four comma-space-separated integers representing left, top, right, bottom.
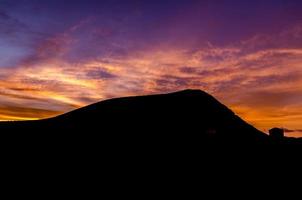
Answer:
2, 90, 301, 197
1, 89, 301, 145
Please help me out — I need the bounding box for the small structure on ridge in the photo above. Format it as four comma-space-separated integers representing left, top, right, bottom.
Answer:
269, 128, 284, 140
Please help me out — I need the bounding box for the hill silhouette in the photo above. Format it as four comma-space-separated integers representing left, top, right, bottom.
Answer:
0, 89, 301, 145
1, 89, 301, 186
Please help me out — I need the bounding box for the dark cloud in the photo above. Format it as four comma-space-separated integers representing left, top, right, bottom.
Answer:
7, 87, 40, 92
283, 128, 302, 133
179, 67, 198, 74
76, 96, 100, 104
86, 69, 117, 79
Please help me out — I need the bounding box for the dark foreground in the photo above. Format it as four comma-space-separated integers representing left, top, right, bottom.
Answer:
1, 89, 301, 146
1, 90, 301, 193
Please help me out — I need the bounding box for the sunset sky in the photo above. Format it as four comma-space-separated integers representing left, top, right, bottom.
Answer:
1, 0, 302, 136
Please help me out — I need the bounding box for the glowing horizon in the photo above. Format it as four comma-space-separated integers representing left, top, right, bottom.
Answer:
1, 0, 302, 137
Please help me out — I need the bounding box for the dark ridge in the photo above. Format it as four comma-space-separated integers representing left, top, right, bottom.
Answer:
0, 89, 301, 146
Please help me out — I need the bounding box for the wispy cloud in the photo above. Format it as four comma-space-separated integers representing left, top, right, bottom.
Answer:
282, 128, 302, 138
284, 128, 302, 133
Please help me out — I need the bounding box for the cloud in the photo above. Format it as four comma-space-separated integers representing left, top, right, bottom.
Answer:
283, 128, 302, 133
179, 67, 198, 74
282, 128, 302, 138
86, 69, 117, 79
0, 105, 61, 121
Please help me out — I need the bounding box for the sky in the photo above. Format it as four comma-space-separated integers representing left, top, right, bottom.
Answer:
0, 0, 302, 137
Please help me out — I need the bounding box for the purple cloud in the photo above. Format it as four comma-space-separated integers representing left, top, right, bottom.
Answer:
86, 69, 117, 79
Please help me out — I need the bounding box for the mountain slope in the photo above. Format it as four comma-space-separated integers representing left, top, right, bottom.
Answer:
0, 89, 270, 145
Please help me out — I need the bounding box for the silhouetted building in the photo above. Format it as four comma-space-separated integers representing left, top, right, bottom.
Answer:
269, 128, 284, 140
